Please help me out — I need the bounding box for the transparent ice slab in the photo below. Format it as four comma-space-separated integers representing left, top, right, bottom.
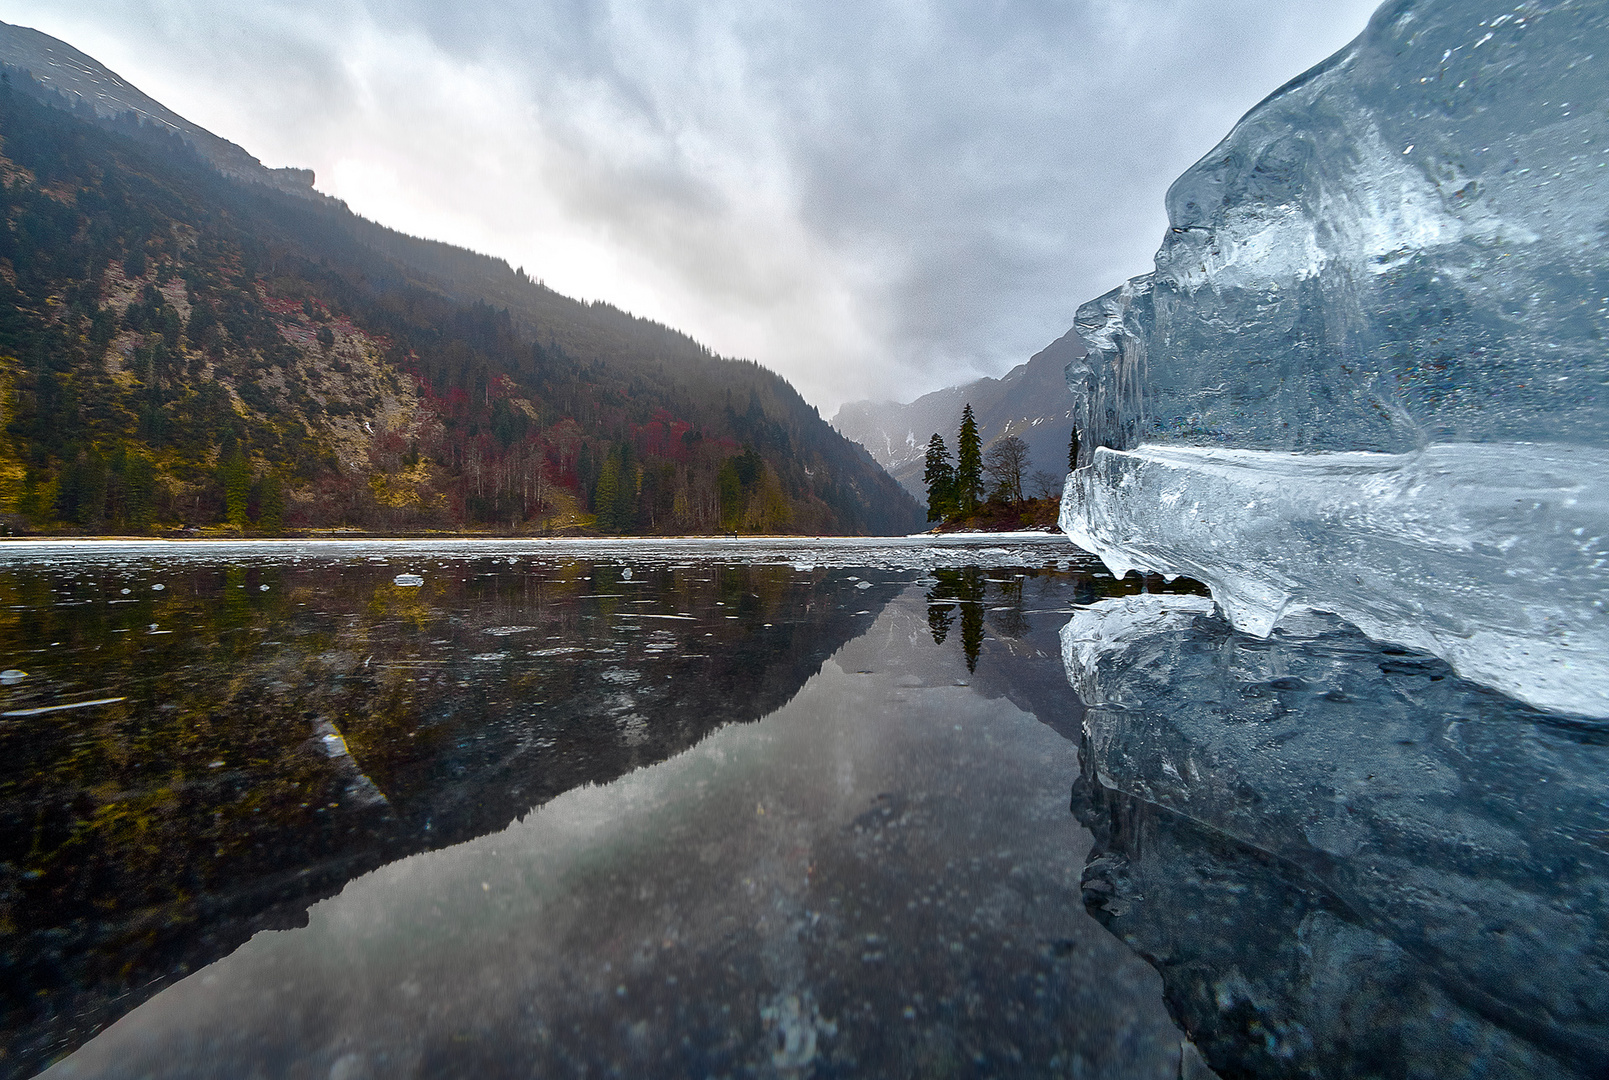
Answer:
1058, 0, 1609, 716
1067, 0, 1609, 457
1060, 442, 1608, 717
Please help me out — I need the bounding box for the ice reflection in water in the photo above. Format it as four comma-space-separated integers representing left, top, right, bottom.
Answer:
2, 537, 1206, 1077
1065, 594, 1609, 1079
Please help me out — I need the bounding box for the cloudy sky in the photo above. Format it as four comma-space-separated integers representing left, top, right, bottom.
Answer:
6, 0, 1378, 412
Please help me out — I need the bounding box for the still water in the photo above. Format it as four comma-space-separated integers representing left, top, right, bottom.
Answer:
0, 536, 1205, 1078
4, 536, 1605, 1079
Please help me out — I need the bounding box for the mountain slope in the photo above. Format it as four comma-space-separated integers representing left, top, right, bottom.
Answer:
832, 329, 1085, 499
0, 20, 321, 200
0, 34, 922, 536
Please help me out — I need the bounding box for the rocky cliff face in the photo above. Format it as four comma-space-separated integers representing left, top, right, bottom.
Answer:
0, 38, 922, 537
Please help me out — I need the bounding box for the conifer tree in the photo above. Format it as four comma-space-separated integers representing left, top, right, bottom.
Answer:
593, 450, 624, 532
955, 404, 982, 515
223, 448, 251, 530
923, 433, 956, 522
258, 470, 285, 534
123, 450, 155, 530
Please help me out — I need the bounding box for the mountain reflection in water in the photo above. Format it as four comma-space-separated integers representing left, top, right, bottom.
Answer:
1, 536, 1203, 1078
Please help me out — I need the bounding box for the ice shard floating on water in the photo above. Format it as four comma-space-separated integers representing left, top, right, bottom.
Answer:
1059, 0, 1609, 716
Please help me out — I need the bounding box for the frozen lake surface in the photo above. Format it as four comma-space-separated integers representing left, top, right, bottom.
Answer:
4, 535, 1604, 1078
1, 535, 1206, 1078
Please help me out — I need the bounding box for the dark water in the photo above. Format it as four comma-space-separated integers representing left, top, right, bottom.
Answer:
0, 536, 1205, 1079
4, 538, 1604, 1079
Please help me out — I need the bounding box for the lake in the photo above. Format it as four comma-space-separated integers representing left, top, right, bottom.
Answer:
0, 536, 1203, 1078
2, 536, 1604, 1079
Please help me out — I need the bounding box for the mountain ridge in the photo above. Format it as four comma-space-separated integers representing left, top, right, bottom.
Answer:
0, 20, 323, 201
0, 25, 923, 536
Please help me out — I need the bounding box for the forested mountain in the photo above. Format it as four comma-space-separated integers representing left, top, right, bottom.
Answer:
0, 42, 922, 536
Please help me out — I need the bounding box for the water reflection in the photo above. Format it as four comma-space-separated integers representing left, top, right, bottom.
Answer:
16, 541, 1213, 1079
1, 550, 902, 1074
0, 537, 1206, 1076
1063, 594, 1609, 1078
926, 566, 1185, 674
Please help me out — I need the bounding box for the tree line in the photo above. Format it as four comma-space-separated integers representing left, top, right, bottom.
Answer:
921, 404, 1081, 524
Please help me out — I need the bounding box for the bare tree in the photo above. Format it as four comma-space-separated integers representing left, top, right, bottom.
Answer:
1030, 469, 1064, 500
983, 434, 1030, 504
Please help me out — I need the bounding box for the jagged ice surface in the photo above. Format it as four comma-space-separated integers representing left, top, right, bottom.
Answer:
1062, 442, 1609, 716
1061, 0, 1609, 715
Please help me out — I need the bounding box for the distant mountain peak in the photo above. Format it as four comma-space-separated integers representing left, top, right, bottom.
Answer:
833, 329, 1084, 498
0, 20, 323, 200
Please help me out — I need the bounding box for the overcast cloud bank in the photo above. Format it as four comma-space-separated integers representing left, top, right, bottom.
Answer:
6, 0, 1378, 410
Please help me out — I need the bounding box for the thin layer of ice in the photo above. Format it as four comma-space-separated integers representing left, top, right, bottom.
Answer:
1061, 442, 1609, 717
0, 535, 1088, 577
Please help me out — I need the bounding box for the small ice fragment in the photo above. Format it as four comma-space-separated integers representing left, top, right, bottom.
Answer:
856, 581, 873, 590
260, 585, 269, 592
394, 573, 424, 587
0, 669, 26, 685
151, 583, 164, 591
119, 588, 130, 595
621, 567, 632, 580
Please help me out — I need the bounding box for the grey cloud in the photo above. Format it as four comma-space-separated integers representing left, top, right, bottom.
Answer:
6, 0, 1380, 409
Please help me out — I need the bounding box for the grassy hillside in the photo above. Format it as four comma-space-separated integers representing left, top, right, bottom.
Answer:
0, 70, 922, 536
